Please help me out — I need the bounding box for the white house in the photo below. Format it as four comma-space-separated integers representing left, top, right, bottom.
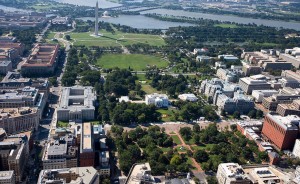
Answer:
145, 93, 169, 108
178, 94, 198, 102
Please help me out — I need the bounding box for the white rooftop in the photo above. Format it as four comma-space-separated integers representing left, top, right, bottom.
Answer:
267, 114, 300, 130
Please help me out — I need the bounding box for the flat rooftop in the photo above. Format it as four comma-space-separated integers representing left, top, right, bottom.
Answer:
126, 163, 155, 184
82, 122, 93, 153
37, 167, 98, 184
58, 86, 96, 112
0, 170, 14, 180
0, 107, 38, 119
266, 114, 300, 130
22, 44, 59, 67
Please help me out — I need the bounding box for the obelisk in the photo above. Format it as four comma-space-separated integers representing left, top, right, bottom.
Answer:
95, 1, 99, 36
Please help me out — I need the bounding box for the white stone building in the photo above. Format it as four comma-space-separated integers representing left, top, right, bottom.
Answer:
145, 93, 169, 108
57, 86, 96, 122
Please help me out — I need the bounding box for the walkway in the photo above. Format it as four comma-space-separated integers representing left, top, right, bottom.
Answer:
170, 132, 203, 172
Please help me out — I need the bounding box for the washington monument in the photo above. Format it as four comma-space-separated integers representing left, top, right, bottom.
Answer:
95, 1, 99, 36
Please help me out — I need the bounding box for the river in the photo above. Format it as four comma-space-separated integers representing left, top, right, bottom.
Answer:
53, 0, 121, 8
78, 15, 195, 29
0, 5, 31, 12
140, 9, 300, 31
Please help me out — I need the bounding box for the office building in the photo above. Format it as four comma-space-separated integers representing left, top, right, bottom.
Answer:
216, 163, 251, 184
251, 90, 278, 103
218, 54, 239, 62
0, 86, 46, 118
0, 11, 47, 29
99, 151, 110, 176
279, 53, 300, 68
293, 139, 300, 158
241, 50, 292, 71
262, 93, 300, 111
51, 17, 70, 26
42, 134, 78, 170
125, 163, 155, 184
145, 93, 169, 108
262, 114, 300, 150
0, 171, 15, 184
0, 72, 50, 96
0, 42, 24, 57
215, 91, 254, 114
0, 137, 28, 182
0, 107, 39, 135
57, 86, 96, 122
196, 55, 211, 63
37, 167, 99, 184
243, 165, 283, 184
276, 99, 300, 116
281, 70, 300, 82
216, 68, 244, 83
242, 64, 262, 76
0, 36, 16, 43
0, 60, 12, 75
21, 44, 59, 76
178, 93, 198, 102
80, 123, 94, 167
239, 75, 271, 94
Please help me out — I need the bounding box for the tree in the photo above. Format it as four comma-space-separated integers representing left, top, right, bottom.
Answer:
233, 111, 240, 119
206, 176, 218, 184
65, 34, 71, 40
230, 124, 237, 131
170, 155, 182, 165
193, 134, 200, 145
193, 124, 200, 133
179, 127, 192, 140
248, 109, 256, 119
256, 110, 264, 119
193, 150, 209, 163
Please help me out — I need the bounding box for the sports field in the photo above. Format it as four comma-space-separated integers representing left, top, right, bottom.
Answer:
96, 54, 168, 71
70, 31, 165, 47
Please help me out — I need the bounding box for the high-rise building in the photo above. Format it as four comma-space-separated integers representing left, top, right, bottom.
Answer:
262, 114, 300, 150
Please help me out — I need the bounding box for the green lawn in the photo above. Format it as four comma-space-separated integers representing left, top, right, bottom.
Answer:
141, 85, 160, 94
171, 135, 182, 145
184, 138, 195, 145
57, 121, 69, 128
191, 144, 215, 151
161, 147, 172, 153
157, 109, 178, 122
70, 31, 165, 47
96, 54, 168, 71
214, 23, 239, 28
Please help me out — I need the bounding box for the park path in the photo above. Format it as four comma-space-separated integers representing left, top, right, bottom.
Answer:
169, 132, 203, 172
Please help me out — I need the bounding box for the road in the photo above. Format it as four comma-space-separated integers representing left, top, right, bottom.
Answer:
54, 21, 75, 51
37, 22, 51, 43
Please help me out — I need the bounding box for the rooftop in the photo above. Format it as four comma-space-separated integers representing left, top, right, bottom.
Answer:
82, 122, 93, 153
0, 107, 38, 119
0, 170, 14, 180
37, 167, 98, 184
126, 163, 155, 184
58, 86, 96, 112
266, 114, 300, 130
22, 44, 59, 67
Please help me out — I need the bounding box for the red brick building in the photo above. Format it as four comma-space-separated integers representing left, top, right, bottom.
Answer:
262, 114, 300, 150
80, 123, 95, 167
21, 44, 59, 76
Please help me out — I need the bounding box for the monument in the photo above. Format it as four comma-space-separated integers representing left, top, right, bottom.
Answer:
91, 1, 101, 37
95, 1, 99, 36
